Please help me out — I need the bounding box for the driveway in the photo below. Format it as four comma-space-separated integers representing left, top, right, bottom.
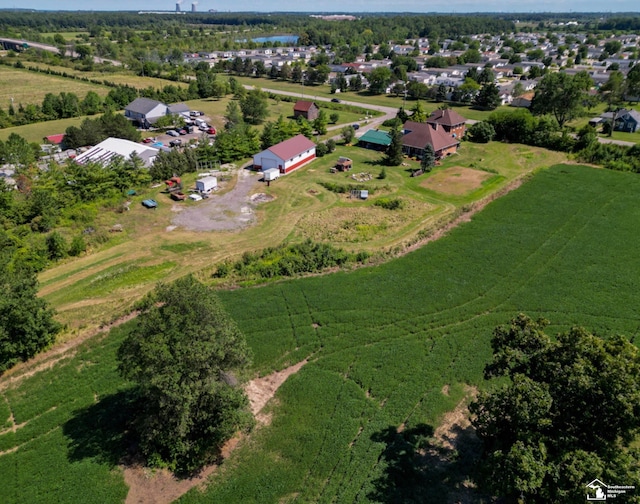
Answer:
171, 167, 263, 232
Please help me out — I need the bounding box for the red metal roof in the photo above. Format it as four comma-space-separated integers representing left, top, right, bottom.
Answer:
402, 121, 460, 153
268, 134, 316, 161
45, 134, 65, 144
293, 101, 316, 112
427, 109, 467, 127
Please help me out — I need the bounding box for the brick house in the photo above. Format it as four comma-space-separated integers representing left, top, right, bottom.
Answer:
426, 109, 467, 139
401, 121, 460, 159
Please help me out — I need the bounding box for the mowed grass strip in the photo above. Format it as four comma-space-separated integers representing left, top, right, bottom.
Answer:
4, 164, 640, 503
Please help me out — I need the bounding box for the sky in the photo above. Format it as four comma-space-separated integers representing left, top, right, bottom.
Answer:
9, 1, 640, 13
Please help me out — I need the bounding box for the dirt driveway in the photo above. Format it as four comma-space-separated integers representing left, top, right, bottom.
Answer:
171, 168, 264, 232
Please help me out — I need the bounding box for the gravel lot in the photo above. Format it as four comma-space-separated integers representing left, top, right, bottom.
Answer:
171, 167, 264, 232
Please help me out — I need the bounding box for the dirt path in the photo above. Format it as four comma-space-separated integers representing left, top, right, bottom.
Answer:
0, 310, 140, 391
172, 168, 263, 232
123, 360, 308, 504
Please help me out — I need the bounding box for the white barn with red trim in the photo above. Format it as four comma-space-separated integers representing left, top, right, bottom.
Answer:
253, 134, 316, 174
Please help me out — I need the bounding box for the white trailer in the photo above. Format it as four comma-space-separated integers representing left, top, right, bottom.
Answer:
262, 168, 280, 182
196, 176, 218, 194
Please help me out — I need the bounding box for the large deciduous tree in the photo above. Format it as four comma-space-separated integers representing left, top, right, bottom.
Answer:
531, 71, 591, 127
471, 314, 640, 503
0, 261, 61, 373
240, 88, 268, 125
117, 275, 253, 473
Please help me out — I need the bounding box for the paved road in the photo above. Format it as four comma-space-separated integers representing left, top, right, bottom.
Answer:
244, 85, 397, 137
0, 37, 122, 66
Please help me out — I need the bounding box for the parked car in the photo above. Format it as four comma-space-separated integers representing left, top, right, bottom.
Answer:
142, 137, 155, 143
331, 98, 341, 103
166, 130, 179, 137
141, 199, 158, 209
169, 139, 182, 147
206, 127, 216, 135
352, 124, 360, 130
190, 111, 203, 117
189, 193, 203, 201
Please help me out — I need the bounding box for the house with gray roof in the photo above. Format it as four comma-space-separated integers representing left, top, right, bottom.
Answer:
124, 98, 168, 128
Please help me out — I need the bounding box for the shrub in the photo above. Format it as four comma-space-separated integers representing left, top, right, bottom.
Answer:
374, 197, 404, 210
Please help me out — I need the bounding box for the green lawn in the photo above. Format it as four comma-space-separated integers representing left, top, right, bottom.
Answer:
3, 164, 640, 502
0, 116, 87, 143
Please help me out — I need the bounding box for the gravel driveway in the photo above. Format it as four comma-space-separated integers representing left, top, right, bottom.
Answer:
172, 168, 263, 232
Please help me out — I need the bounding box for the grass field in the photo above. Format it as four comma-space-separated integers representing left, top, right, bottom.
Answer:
36, 141, 567, 332
13, 60, 191, 91
3, 164, 640, 502
0, 65, 111, 107
0, 116, 87, 142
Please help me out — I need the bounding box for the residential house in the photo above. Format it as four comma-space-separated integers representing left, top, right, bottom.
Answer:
402, 120, 460, 159
293, 101, 319, 121
614, 109, 640, 133
511, 91, 535, 108
426, 109, 467, 139
124, 98, 168, 128
253, 134, 316, 174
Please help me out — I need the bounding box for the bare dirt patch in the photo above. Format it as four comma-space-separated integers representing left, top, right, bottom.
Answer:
123, 359, 308, 504
246, 360, 308, 423
433, 386, 478, 452
421, 166, 491, 196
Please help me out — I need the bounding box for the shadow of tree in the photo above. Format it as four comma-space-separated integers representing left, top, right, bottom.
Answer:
368, 422, 485, 504
63, 389, 139, 467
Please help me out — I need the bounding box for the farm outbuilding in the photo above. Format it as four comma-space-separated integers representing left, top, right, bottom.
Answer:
358, 130, 391, 151
196, 176, 218, 194
75, 137, 159, 167
253, 134, 316, 174
335, 157, 353, 172
293, 101, 319, 121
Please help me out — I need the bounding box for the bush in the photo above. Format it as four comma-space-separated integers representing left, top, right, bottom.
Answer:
374, 197, 404, 210
466, 121, 496, 143
68, 235, 86, 257
315, 142, 328, 157
212, 239, 370, 282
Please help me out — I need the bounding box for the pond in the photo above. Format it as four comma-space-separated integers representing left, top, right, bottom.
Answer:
252, 35, 299, 44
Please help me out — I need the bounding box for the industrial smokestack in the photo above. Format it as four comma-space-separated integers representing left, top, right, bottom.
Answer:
191, 1, 198, 11
176, 2, 181, 11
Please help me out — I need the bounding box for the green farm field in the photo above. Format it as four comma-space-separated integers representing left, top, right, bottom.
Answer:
0, 65, 111, 107
3, 164, 640, 503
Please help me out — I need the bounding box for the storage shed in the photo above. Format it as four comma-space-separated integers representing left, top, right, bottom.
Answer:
196, 176, 218, 194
